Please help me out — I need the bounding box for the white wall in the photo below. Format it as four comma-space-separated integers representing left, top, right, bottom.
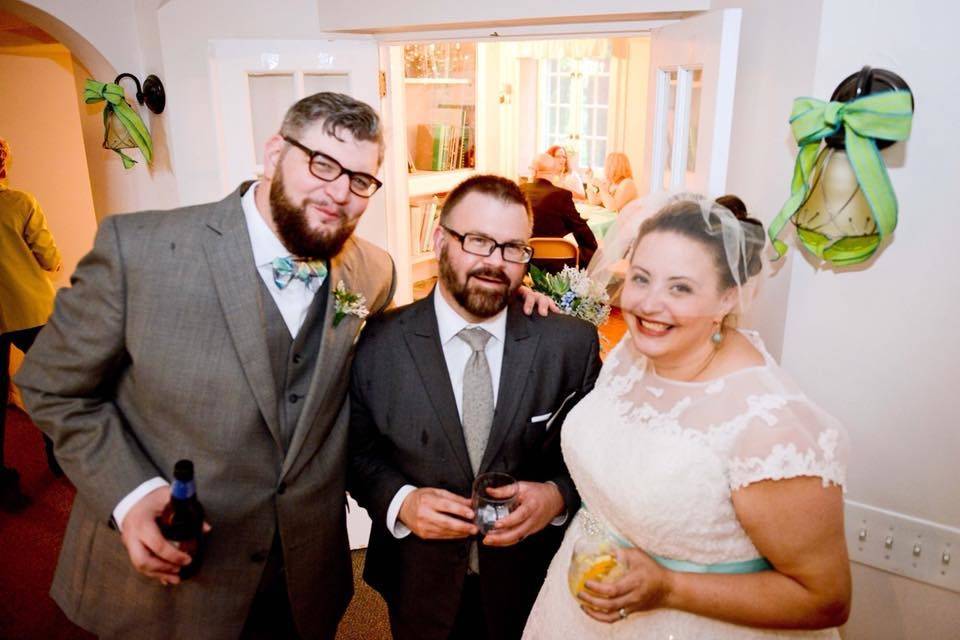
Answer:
0, 43, 98, 288
777, 0, 960, 637
709, 0, 825, 360
622, 37, 651, 182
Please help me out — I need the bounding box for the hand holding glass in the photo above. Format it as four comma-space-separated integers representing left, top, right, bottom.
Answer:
471, 472, 518, 535
568, 535, 628, 598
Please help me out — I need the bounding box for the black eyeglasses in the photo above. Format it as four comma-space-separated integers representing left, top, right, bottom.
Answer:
282, 136, 383, 198
441, 225, 534, 264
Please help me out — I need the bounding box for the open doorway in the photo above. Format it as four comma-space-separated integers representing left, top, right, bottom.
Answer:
380, 7, 741, 304
0, 9, 99, 290
0, 10, 100, 408
390, 35, 650, 293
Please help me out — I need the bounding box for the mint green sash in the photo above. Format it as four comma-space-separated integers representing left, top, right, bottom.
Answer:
580, 506, 772, 575
769, 90, 913, 266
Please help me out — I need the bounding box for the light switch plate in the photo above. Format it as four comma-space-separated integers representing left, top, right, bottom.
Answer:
845, 500, 960, 593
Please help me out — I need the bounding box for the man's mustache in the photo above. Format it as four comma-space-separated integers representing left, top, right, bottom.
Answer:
302, 198, 346, 220
467, 267, 509, 285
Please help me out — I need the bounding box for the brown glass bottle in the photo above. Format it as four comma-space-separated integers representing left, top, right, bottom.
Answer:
156, 459, 205, 579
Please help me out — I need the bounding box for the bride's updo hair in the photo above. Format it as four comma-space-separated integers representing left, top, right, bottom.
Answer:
632, 197, 765, 292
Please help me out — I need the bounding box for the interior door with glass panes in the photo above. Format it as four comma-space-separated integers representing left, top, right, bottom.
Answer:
539, 56, 617, 174
209, 38, 388, 250
644, 9, 741, 196
210, 38, 379, 550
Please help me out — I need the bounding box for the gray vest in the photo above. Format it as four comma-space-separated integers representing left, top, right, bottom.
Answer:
259, 276, 329, 451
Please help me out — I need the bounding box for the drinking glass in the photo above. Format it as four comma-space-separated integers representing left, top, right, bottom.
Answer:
471, 472, 518, 534
567, 535, 627, 598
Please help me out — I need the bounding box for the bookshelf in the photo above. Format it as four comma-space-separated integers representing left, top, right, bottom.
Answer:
401, 41, 479, 287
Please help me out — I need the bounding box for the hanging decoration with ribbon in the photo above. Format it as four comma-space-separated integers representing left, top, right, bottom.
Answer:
769, 67, 914, 266
83, 75, 162, 169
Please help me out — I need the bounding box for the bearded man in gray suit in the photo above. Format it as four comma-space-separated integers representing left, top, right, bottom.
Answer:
15, 93, 395, 639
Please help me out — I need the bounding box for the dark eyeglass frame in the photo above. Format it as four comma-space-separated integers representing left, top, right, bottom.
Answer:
281, 135, 383, 198
440, 225, 534, 264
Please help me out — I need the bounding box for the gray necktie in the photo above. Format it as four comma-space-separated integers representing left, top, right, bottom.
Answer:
457, 327, 494, 575
457, 327, 494, 474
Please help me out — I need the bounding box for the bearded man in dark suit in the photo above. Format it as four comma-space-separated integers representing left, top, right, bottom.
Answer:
349, 174, 601, 640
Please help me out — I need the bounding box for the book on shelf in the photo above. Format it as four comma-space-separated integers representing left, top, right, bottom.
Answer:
409, 203, 426, 255
410, 104, 476, 173
411, 198, 443, 256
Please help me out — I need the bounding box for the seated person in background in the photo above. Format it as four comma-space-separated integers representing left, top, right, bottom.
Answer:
587, 151, 638, 212
521, 153, 598, 272
546, 145, 586, 200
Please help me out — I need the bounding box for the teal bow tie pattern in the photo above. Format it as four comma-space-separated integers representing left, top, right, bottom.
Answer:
271, 256, 328, 290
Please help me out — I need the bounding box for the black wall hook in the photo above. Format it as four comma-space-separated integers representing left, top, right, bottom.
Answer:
114, 73, 166, 114
824, 66, 913, 150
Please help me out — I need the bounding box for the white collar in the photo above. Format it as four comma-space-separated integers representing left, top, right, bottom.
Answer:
241, 181, 290, 267
433, 286, 507, 346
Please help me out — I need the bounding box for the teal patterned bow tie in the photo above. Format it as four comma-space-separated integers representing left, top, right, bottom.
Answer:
271, 256, 328, 290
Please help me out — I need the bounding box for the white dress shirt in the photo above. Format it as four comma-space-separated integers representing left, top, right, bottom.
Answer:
112, 182, 322, 531
386, 290, 507, 538
242, 182, 326, 338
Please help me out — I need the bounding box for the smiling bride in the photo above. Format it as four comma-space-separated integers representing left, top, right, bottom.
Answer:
523, 195, 851, 639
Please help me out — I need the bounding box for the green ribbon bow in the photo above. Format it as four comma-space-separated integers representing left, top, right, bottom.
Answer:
769, 90, 913, 266
83, 79, 154, 169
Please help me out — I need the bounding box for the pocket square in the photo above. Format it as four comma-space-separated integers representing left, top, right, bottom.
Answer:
530, 413, 552, 423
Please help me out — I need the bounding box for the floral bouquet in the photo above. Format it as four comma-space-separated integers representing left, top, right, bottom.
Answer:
529, 265, 611, 328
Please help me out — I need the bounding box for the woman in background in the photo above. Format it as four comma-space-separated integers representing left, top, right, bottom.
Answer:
546, 145, 586, 200
587, 152, 637, 212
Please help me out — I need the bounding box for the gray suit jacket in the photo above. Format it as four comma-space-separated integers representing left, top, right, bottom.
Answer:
15, 184, 395, 639
348, 293, 601, 640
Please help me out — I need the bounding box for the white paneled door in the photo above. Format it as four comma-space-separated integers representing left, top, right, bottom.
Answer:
209, 37, 388, 251
210, 38, 381, 549
644, 10, 741, 197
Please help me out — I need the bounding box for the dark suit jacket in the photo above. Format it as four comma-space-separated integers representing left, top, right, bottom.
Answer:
348, 293, 601, 640
15, 184, 395, 640
522, 178, 598, 270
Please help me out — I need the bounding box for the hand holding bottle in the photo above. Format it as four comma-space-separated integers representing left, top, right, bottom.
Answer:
120, 460, 211, 585
120, 486, 200, 585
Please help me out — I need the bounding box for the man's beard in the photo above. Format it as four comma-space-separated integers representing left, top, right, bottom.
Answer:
438, 244, 520, 318
268, 170, 358, 259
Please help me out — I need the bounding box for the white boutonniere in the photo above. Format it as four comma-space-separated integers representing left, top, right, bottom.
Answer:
333, 280, 369, 327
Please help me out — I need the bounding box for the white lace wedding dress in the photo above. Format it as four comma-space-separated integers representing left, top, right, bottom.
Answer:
523, 331, 848, 639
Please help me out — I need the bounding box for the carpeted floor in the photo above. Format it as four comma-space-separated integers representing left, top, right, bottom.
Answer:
0, 406, 391, 640
0, 407, 94, 640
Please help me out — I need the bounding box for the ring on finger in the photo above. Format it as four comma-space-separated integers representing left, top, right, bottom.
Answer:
618, 607, 628, 620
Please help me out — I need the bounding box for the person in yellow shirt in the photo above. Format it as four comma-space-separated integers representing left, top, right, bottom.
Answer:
0, 137, 63, 511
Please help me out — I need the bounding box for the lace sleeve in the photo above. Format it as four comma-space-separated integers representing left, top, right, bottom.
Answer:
728, 395, 849, 491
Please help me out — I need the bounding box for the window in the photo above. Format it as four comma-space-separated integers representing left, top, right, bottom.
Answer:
539, 57, 611, 172
248, 71, 350, 168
